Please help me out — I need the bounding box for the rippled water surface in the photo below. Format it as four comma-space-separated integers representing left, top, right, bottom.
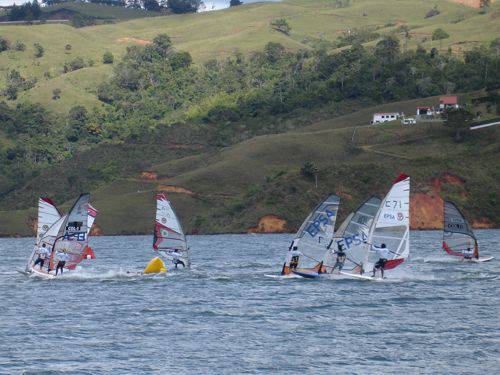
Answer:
0, 231, 499, 374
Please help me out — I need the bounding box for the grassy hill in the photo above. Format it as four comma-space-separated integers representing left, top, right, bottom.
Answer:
1, 95, 498, 237
0, 0, 499, 113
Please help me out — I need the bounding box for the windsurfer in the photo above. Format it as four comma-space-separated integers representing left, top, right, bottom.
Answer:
331, 243, 347, 274
55, 249, 70, 276
462, 247, 474, 260
289, 247, 302, 270
372, 243, 389, 278
171, 250, 185, 268
33, 243, 51, 270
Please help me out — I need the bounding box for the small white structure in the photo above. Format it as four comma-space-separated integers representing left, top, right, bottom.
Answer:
401, 117, 416, 125
416, 106, 435, 116
439, 96, 459, 111
371, 112, 402, 125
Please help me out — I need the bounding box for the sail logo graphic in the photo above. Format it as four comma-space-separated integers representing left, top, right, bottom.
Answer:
306, 209, 336, 237
63, 232, 86, 242
384, 213, 396, 220
337, 232, 367, 249
42, 224, 49, 232
161, 217, 167, 224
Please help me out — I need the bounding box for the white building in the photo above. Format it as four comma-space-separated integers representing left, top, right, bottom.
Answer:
371, 112, 403, 125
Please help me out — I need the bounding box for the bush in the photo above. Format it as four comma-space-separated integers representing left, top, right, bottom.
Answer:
102, 51, 114, 64
229, 0, 243, 5
432, 28, 449, 41
0, 37, 10, 52
63, 57, 86, 73
52, 88, 61, 100
65, 44, 72, 51
425, 6, 440, 19
169, 51, 192, 70
33, 43, 44, 58
14, 41, 26, 51
270, 18, 291, 35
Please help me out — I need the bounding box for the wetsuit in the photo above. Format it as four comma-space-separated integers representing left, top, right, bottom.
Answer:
171, 251, 185, 268
56, 252, 69, 275
463, 248, 473, 260
289, 250, 302, 270
33, 246, 50, 270
372, 246, 390, 277
332, 250, 347, 273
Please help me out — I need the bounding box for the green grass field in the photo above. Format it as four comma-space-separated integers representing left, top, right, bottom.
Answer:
1, 0, 499, 113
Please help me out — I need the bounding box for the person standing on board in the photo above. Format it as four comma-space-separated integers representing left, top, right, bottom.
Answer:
331, 243, 347, 274
171, 250, 185, 268
371, 243, 390, 278
462, 246, 474, 260
289, 247, 302, 270
55, 249, 70, 276
33, 243, 51, 270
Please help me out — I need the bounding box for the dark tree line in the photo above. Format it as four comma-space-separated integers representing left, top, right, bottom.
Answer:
8, 1, 41, 21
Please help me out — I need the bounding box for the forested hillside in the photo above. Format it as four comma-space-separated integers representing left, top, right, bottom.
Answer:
0, 0, 499, 236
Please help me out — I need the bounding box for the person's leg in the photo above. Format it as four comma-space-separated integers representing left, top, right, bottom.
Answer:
40, 259, 45, 270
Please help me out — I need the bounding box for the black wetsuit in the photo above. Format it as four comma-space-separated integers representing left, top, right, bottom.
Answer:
174, 259, 186, 268
332, 251, 346, 272
34, 257, 45, 269
56, 261, 66, 275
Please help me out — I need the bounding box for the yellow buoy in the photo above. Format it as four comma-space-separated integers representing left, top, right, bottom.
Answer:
144, 257, 167, 274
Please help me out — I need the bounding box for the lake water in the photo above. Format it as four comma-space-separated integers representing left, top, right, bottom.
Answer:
0, 231, 499, 374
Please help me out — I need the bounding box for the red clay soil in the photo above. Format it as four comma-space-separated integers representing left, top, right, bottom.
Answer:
157, 185, 195, 195
411, 173, 467, 229
248, 215, 288, 233
140, 171, 158, 181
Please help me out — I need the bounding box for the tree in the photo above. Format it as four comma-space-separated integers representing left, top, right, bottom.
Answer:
442, 108, 473, 142
230, 0, 243, 6
34, 43, 44, 58
375, 35, 400, 61
0, 37, 10, 52
270, 18, 291, 35
103, 51, 114, 64
66, 106, 88, 142
432, 28, 449, 41
167, 0, 201, 13
170, 51, 192, 70
143, 0, 161, 11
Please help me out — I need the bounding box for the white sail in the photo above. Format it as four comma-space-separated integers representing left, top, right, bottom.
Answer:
153, 194, 189, 267
323, 196, 382, 272
366, 174, 410, 270
27, 214, 67, 270
37, 197, 62, 243
49, 194, 91, 271
442, 201, 478, 258
281, 195, 340, 275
